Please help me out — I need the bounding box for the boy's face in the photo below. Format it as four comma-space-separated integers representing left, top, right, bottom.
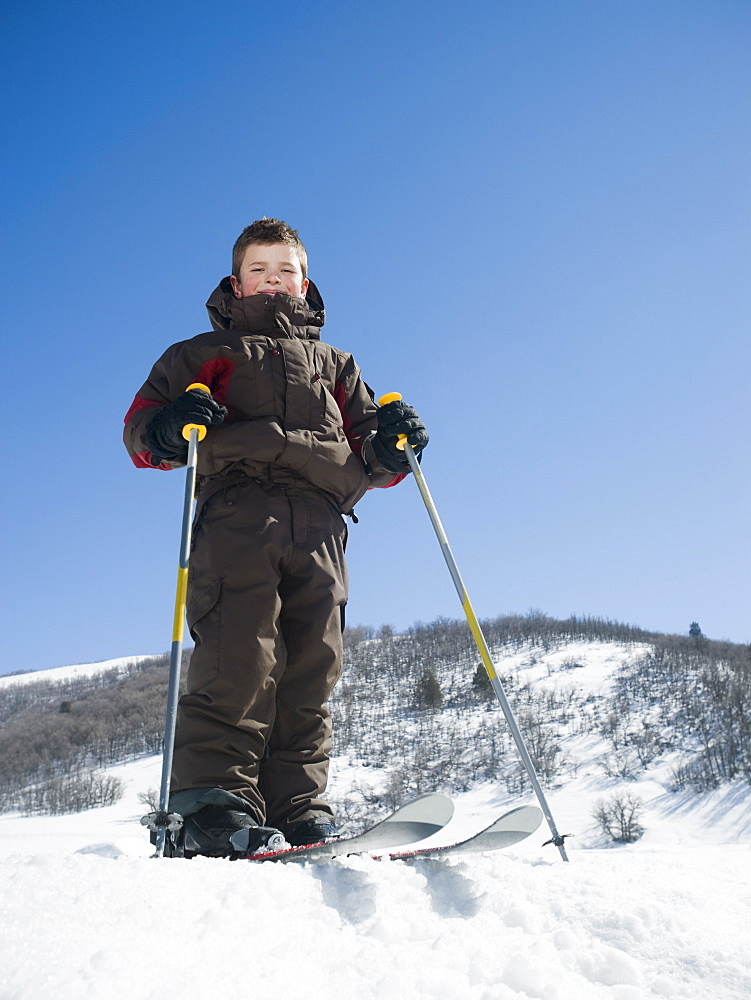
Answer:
230, 243, 309, 300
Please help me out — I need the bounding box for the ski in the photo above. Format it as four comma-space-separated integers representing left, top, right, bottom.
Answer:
241, 800, 543, 863
238, 791, 454, 861
376, 804, 543, 861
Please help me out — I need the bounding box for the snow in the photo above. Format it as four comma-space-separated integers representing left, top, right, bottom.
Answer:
1, 760, 749, 999
1, 650, 750, 999
511, 640, 650, 696
1, 822, 749, 1000
0, 654, 156, 690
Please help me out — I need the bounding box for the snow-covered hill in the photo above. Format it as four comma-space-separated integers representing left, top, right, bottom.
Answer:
0, 654, 155, 690
0, 641, 749, 999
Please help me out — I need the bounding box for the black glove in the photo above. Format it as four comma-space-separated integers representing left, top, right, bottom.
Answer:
145, 388, 228, 464
372, 400, 429, 474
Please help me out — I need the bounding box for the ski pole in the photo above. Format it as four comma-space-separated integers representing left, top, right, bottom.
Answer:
153, 382, 211, 858
378, 393, 570, 861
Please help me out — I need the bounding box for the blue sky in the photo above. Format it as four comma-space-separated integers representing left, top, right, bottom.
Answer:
2, 0, 749, 675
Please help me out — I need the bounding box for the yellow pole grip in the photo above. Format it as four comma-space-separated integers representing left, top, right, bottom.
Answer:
182, 424, 207, 442
377, 392, 408, 451
181, 382, 212, 442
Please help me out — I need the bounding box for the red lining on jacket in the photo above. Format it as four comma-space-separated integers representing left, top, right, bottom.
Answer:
333, 382, 359, 455
132, 449, 172, 471
194, 358, 235, 406
333, 382, 405, 489
124, 394, 160, 425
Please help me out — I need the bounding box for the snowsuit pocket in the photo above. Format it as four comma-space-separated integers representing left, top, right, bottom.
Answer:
186, 578, 222, 688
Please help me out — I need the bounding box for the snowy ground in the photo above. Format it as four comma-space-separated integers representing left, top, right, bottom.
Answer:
1, 754, 749, 1000
1, 652, 750, 1000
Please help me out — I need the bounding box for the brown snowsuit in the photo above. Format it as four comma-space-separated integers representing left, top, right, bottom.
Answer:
124, 279, 403, 834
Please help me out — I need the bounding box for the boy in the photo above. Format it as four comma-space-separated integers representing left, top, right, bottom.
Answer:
124, 219, 428, 855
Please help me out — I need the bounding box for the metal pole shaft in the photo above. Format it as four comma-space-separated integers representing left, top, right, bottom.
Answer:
154, 428, 200, 857
403, 443, 569, 861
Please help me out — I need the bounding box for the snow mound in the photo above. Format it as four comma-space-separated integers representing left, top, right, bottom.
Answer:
0, 844, 749, 1000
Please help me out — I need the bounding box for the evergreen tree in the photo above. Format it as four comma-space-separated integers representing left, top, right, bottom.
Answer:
415, 667, 443, 709
472, 663, 493, 697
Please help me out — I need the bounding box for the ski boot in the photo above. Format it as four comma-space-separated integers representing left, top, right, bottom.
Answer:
286, 815, 341, 846
142, 806, 286, 858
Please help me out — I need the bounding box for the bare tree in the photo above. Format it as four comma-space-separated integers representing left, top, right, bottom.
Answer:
593, 792, 645, 843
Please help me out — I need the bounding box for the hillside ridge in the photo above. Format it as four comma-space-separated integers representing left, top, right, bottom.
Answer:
0, 612, 748, 827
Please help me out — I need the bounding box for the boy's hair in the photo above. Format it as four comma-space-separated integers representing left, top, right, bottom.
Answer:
232, 218, 308, 280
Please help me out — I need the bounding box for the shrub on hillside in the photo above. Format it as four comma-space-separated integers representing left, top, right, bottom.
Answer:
2, 769, 124, 815
593, 792, 645, 843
